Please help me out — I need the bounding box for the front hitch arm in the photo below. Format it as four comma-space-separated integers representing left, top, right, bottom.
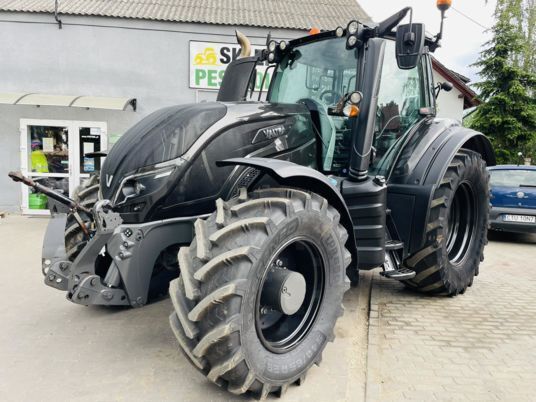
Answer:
8, 171, 93, 215
8, 171, 94, 237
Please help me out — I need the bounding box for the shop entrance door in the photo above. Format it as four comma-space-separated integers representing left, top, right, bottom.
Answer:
19, 119, 107, 215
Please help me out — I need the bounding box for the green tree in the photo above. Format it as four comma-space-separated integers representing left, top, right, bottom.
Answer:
470, 0, 536, 163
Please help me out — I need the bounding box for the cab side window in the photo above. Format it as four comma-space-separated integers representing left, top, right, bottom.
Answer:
372, 40, 426, 169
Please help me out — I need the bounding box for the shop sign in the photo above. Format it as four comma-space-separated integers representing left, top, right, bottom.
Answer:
189, 41, 272, 91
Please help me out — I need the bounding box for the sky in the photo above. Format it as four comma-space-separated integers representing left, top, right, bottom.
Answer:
357, 0, 497, 85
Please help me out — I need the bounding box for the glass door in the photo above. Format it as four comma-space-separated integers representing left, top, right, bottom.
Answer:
78, 126, 106, 186
20, 119, 107, 215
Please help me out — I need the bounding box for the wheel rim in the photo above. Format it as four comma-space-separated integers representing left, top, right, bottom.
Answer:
255, 237, 325, 353
446, 182, 476, 265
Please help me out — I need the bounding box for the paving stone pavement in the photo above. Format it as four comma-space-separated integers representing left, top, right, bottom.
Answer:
2, 215, 535, 402
366, 231, 536, 402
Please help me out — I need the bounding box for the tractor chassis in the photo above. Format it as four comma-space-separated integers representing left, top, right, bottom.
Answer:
42, 200, 207, 307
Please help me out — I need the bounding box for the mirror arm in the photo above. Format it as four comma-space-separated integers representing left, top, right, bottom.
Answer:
377, 7, 412, 37
434, 83, 441, 99
430, 9, 447, 52
407, 8, 414, 43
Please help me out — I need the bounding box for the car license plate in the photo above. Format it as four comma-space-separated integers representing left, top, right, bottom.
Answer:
503, 214, 536, 223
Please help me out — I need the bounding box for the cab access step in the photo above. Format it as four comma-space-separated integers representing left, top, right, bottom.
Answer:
380, 239, 417, 280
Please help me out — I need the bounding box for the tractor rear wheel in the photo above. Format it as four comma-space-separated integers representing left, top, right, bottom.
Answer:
403, 149, 489, 295
169, 188, 351, 399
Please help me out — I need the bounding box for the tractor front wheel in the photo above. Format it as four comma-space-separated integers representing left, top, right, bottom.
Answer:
403, 149, 489, 295
65, 174, 100, 261
169, 188, 351, 398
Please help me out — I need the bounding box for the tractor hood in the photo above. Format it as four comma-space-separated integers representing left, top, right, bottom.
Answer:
101, 102, 227, 196
100, 101, 311, 202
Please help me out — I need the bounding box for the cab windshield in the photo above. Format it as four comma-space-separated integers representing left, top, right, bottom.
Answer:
268, 37, 359, 173
268, 37, 358, 106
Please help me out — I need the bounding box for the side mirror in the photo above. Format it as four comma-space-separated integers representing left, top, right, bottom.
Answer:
395, 23, 425, 69
435, 81, 454, 98
441, 81, 453, 91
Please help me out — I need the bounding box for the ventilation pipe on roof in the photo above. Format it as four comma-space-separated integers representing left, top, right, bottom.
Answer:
54, 0, 62, 29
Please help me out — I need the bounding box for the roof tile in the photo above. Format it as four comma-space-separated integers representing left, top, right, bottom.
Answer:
0, 0, 371, 29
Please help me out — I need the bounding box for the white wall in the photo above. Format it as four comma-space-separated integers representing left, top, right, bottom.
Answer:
432, 69, 465, 122
0, 12, 303, 116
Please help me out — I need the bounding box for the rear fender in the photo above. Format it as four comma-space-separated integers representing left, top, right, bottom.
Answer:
416, 126, 495, 186
217, 157, 358, 269
387, 118, 495, 254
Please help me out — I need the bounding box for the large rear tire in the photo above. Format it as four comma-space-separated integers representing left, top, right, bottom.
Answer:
169, 188, 351, 399
403, 149, 489, 295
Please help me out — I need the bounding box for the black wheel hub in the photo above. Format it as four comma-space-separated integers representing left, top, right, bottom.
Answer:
255, 238, 325, 353
261, 267, 306, 316
447, 182, 477, 265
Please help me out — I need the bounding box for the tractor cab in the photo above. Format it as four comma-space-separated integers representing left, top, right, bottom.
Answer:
220, 8, 437, 183
267, 32, 436, 179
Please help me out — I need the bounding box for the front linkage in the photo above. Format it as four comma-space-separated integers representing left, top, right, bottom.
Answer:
10, 171, 199, 307
43, 199, 131, 305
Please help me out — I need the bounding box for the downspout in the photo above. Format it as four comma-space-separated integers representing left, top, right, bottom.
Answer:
54, 0, 62, 29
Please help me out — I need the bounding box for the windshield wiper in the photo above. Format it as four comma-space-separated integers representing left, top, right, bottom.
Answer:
520, 184, 536, 188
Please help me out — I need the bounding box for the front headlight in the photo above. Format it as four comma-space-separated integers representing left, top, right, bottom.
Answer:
114, 167, 175, 205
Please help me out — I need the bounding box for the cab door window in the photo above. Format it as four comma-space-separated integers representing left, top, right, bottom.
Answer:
371, 40, 426, 174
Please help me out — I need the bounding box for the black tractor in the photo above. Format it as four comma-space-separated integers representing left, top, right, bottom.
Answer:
9, 1, 495, 399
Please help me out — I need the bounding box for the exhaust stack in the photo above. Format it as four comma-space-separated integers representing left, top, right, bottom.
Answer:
236, 30, 252, 58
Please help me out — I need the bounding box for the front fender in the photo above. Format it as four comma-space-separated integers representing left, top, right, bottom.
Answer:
217, 157, 358, 269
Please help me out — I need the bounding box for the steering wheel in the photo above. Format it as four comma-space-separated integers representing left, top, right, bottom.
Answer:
319, 90, 342, 105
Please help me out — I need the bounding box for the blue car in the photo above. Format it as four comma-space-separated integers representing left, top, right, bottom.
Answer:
488, 165, 536, 234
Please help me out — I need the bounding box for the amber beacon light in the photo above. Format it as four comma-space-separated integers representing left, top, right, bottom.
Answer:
437, 0, 452, 12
